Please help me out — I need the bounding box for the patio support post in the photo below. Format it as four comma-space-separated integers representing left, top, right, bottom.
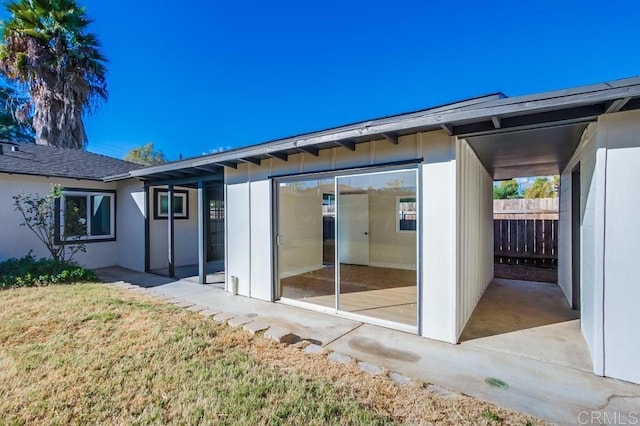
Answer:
144, 185, 150, 272
168, 184, 175, 277
197, 178, 207, 284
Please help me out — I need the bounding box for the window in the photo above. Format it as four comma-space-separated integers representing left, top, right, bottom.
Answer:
322, 193, 335, 216
59, 190, 116, 242
154, 189, 189, 219
397, 196, 417, 232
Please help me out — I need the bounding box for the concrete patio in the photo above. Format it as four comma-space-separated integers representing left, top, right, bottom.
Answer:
95, 266, 640, 425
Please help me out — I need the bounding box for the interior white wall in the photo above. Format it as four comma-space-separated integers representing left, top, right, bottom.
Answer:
368, 189, 417, 270
599, 110, 640, 384
0, 174, 118, 269
277, 182, 324, 278
115, 179, 146, 271
559, 122, 603, 375
454, 138, 494, 340
148, 186, 199, 270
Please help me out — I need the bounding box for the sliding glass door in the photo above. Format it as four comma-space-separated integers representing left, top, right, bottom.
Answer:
336, 170, 417, 326
277, 168, 418, 328
278, 178, 335, 308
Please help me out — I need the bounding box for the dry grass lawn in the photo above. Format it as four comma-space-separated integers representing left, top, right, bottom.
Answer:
0, 284, 542, 425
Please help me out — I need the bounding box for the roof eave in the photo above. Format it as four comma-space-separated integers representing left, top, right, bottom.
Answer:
103, 172, 133, 182
128, 76, 640, 177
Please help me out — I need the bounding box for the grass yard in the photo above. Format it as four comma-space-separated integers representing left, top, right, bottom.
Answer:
0, 284, 541, 425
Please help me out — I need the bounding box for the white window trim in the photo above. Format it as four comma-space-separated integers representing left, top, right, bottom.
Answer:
60, 191, 116, 241
396, 195, 417, 233
156, 191, 188, 218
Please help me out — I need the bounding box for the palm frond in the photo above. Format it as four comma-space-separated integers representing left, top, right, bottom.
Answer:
0, 0, 107, 148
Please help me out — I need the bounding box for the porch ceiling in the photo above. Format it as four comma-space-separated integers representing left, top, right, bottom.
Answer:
140, 164, 224, 187
466, 122, 589, 180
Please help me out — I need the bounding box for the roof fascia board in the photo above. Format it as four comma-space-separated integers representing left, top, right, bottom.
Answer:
127, 79, 640, 177
457, 77, 640, 112
224, 83, 640, 154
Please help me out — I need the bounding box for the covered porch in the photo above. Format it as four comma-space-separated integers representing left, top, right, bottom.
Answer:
450, 105, 594, 367
140, 164, 225, 284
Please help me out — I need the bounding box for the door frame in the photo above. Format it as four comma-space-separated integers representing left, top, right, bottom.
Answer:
272, 164, 422, 334
571, 164, 581, 310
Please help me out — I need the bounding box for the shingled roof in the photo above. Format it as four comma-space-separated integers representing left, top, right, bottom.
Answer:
0, 142, 141, 181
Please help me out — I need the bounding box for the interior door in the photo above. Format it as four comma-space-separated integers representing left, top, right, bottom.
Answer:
338, 193, 369, 265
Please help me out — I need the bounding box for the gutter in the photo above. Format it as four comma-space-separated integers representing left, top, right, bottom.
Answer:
103, 172, 133, 182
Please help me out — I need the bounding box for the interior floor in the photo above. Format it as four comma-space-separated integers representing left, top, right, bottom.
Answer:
460, 278, 579, 341
280, 264, 417, 326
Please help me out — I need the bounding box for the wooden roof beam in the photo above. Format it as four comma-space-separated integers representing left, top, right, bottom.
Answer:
336, 140, 356, 151
195, 165, 221, 172
215, 161, 237, 169
605, 97, 631, 114
298, 146, 320, 157
440, 124, 453, 136
238, 157, 262, 166
265, 152, 289, 161
179, 168, 200, 175
163, 171, 186, 178
382, 132, 399, 145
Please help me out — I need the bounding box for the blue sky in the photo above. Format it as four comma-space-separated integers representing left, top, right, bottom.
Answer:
54, 1, 640, 160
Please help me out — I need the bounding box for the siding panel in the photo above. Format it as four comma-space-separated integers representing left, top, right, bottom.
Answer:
455, 138, 494, 340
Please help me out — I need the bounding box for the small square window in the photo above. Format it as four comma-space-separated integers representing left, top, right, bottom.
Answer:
154, 189, 189, 219
397, 196, 417, 232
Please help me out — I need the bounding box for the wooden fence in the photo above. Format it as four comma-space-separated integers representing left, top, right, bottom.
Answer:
493, 198, 559, 220
494, 219, 558, 267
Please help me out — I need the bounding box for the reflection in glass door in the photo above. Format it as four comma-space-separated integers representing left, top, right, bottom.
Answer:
336, 170, 417, 326
278, 178, 335, 308
277, 168, 418, 329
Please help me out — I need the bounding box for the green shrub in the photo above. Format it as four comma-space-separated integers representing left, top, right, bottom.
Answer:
0, 253, 97, 289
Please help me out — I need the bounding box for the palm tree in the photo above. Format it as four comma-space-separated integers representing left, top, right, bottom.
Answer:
0, 82, 34, 142
0, 0, 107, 149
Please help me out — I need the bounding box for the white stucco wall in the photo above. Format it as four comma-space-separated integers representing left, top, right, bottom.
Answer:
419, 132, 458, 342
559, 110, 640, 384
599, 110, 640, 384
225, 180, 251, 296
560, 121, 604, 376
115, 179, 146, 272
454, 138, 494, 340
250, 179, 273, 301
0, 174, 119, 269
148, 186, 199, 270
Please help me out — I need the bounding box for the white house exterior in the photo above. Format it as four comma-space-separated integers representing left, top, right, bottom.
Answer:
2, 77, 640, 385
0, 143, 143, 269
